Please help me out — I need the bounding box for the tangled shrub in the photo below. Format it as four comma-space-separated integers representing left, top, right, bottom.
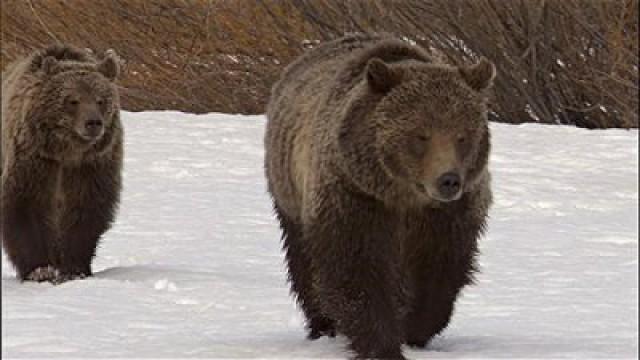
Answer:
2, 0, 636, 128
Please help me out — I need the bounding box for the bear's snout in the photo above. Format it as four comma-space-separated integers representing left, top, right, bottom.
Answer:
84, 118, 104, 138
436, 171, 462, 200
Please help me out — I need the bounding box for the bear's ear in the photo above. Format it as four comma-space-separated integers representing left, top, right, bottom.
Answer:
98, 50, 120, 81
41, 56, 59, 75
366, 58, 402, 93
459, 57, 496, 92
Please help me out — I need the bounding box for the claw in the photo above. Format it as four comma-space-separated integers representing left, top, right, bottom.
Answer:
24, 266, 60, 283
406, 339, 428, 348
307, 317, 337, 340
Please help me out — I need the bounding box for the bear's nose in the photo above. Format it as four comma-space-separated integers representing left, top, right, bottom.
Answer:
436, 171, 462, 199
85, 119, 104, 137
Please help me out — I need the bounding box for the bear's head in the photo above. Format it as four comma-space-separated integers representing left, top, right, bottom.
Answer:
365, 57, 495, 204
35, 50, 120, 150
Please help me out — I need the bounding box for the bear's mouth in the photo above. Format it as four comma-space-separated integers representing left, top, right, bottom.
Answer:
74, 130, 104, 143
414, 182, 462, 203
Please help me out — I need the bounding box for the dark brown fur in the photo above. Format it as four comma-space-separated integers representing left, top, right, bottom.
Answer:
1, 44, 123, 283
265, 34, 495, 359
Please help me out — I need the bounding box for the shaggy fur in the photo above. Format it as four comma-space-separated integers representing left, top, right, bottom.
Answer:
1, 44, 123, 283
265, 34, 495, 359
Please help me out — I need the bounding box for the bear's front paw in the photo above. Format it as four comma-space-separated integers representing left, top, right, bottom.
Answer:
406, 339, 428, 349
307, 316, 337, 340
24, 266, 60, 283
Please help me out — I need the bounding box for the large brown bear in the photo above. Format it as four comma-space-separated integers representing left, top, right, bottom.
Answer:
265, 34, 495, 359
1, 44, 123, 284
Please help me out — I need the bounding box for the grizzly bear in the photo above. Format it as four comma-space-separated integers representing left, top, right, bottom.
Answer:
265, 34, 495, 359
1, 44, 123, 283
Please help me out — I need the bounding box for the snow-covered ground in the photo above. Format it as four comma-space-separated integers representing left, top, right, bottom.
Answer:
2, 111, 638, 359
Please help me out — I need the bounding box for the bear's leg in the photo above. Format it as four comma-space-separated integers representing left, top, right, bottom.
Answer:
1, 198, 55, 281
1, 161, 57, 281
56, 161, 120, 280
274, 204, 335, 339
404, 281, 457, 348
403, 205, 481, 348
308, 188, 405, 359
404, 250, 474, 348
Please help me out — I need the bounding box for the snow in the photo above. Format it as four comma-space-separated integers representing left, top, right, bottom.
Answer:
2, 111, 638, 359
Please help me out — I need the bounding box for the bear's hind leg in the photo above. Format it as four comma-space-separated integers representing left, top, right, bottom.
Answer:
275, 204, 335, 339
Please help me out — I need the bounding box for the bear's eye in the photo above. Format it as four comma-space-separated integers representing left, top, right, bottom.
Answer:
68, 99, 79, 106
457, 134, 467, 144
408, 134, 429, 157
96, 99, 104, 106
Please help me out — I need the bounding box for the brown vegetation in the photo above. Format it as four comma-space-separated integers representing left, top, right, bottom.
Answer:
1, 0, 637, 128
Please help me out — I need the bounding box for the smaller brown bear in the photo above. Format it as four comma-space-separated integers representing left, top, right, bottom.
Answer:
1, 44, 123, 283
265, 34, 495, 359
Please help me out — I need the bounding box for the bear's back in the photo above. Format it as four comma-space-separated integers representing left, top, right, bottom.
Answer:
1, 57, 40, 174
265, 35, 382, 219
270, 34, 383, 103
